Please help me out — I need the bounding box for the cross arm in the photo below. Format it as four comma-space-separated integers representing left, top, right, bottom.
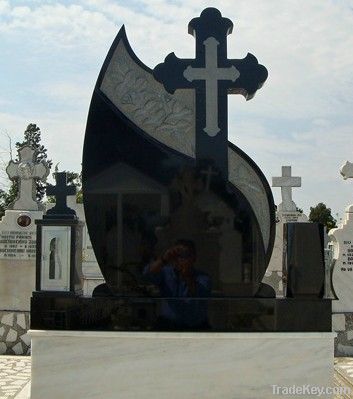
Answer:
6, 161, 18, 180
228, 53, 268, 100
153, 53, 194, 94
46, 185, 57, 196
33, 162, 50, 180
272, 177, 301, 187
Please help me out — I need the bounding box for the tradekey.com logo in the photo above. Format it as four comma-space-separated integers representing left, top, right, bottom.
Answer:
271, 384, 351, 396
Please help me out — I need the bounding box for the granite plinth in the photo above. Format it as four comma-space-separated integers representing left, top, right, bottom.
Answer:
29, 330, 335, 399
30, 296, 332, 332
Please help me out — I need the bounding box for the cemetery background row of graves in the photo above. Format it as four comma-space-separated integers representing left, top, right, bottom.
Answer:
0, 123, 350, 356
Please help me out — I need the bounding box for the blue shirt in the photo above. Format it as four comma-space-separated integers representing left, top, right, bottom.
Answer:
143, 263, 211, 327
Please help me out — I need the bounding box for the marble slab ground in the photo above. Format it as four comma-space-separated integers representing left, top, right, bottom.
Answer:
30, 330, 335, 399
3, 353, 353, 399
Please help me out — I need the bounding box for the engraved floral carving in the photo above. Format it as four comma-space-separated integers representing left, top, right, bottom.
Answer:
100, 41, 195, 157
228, 149, 270, 251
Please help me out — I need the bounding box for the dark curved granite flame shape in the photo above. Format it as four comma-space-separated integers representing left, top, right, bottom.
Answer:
82, 26, 275, 298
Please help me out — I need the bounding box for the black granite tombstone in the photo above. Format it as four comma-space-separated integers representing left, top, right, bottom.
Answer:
33, 172, 83, 297
83, 7, 274, 300
46, 172, 76, 219
31, 8, 331, 332
283, 223, 325, 298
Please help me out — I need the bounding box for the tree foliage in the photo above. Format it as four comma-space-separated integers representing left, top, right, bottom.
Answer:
309, 202, 337, 232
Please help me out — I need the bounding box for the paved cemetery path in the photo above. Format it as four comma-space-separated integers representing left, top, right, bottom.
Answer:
0, 356, 30, 399
0, 355, 353, 398
334, 358, 353, 398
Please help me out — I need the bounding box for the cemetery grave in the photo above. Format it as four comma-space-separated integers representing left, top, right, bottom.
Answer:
27, 7, 335, 399
330, 161, 353, 356
263, 166, 308, 296
0, 146, 49, 355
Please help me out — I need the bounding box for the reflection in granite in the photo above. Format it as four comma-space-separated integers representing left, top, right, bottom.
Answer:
83, 89, 272, 299
31, 296, 331, 332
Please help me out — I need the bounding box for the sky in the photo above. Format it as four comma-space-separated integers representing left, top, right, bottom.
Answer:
1, 0, 353, 221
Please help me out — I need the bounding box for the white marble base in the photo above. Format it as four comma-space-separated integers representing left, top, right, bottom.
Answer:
29, 330, 335, 399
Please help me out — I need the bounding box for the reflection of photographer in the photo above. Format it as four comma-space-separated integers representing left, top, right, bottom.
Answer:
144, 240, 211, 298
143, 240, 211, 329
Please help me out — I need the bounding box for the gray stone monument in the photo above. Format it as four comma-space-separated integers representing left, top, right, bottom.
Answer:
0, 145, 49, 355
6, 145, 49, 211
330, 161, 353, 313
263, 166, 308, 296
329, 160, 353, 356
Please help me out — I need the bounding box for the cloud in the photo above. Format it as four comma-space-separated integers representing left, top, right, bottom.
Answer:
0, 2, 116, 51
0, 0, 9, 14
1, 0, 353, 218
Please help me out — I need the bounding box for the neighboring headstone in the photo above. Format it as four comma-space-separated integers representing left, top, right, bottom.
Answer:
272, 166, 301, 212
283, 222, 325, 297
330, 206, 353, 312
0, 145, 49, 355
329, 161, 353, 356
46, 195, 104, 296
0, 146, 49, 307
34, 172, 83, 295
6, 146, 49, 211
263, 166, 308, 296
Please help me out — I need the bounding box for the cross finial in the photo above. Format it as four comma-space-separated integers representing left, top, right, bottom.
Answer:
272, 166, 301, 212
45, 172, 77, 219
6, 145, 50, 211
153, 7, 268, 181
340, 161, 353, 180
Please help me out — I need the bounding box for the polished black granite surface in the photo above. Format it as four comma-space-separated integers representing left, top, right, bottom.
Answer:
82, 8, 275, 300
32, 8, 332, 335
31, 296, 331, 332
284, 223, 325, 298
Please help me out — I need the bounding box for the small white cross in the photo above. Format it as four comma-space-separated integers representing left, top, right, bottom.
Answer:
272, 166, 301, 212
201, 165, 218, 191
6, 145, 50, 211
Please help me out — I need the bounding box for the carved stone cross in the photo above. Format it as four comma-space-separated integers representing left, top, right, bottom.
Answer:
6, 145, 49, 211
340, 161, 353, 180
153, 7, 268, 180
46, 172, 76, 219
272, 166, 301, 212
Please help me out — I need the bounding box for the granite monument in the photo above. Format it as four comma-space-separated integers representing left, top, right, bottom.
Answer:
30, 8, 334, 399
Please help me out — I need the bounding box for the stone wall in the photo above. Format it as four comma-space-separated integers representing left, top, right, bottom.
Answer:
0, 311, 30, 355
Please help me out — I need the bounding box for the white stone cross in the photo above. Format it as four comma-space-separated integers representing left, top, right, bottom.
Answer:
272, 166, 301, 212
6, 145, 50, 211
340, 161, 353, 180
183, 37, 240, 137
